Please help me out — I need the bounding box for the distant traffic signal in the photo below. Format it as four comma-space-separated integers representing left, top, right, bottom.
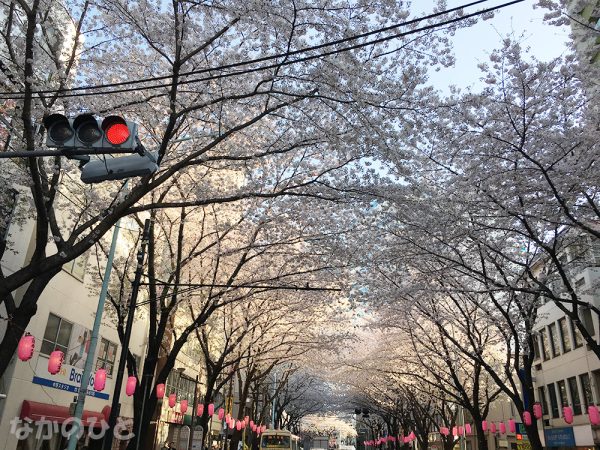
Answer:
43, 113, 140, 153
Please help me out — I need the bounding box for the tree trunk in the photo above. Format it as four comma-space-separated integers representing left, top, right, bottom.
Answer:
472, 419, 488, 450
523, 421, 543, 450
0, 270, 58, 376
442, 437, 455, 450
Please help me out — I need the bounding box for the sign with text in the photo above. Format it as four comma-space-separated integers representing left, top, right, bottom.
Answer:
516, 423, 528, 441
544, 427, 575, 447
179, 426, 191, 450
31, 319, 112, 400
192, 425, 204, 450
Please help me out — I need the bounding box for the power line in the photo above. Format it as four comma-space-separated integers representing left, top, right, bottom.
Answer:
0, 0, 492, 98
0, 0, 522, 100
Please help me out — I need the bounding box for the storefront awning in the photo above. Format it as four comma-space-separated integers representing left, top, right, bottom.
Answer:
20, 400, 109, 428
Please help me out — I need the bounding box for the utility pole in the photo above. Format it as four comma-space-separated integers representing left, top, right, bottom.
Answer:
271, 372, 277, 430
189, 375, 200, 450
102, 218, 151, 450
67, 209, 126, 450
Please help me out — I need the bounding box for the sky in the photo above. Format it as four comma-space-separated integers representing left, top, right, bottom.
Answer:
425, 0, 572, 91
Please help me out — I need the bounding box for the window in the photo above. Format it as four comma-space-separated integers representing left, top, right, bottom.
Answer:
580, 373, 594, 408
166, 371, 196, 403
540, 329, 550, 360
63, 253, 88, 281
548, 383, 560, 418
575, 278, 586, 290
549, 323, 560, 357
134, 354, 142, 374
568, 377, 582, 415
532, 334, 540, 360
538, 386, 549, 416
580, 308, 596, 337
571, 318, 584, 348
558, 318, 571, 353
41, 313, 73, 355
95, 338, 117, 376
261, 436, 291, 448
558, 380, 569, 407
593, 370, 600, 406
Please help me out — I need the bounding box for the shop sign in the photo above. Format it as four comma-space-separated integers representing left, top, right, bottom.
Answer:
544, 427, 575, 447
31, 322, 111, 400
517, 442, 531, 450
179, 425, 191, 450
192, 425, 204, 450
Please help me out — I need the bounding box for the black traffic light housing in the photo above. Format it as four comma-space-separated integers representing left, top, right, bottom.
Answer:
43, 112, 159, 183
43, 113, 140, 153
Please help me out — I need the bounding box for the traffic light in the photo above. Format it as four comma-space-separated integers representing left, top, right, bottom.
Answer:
80, 151, 158, 184
43, 113, 140, 153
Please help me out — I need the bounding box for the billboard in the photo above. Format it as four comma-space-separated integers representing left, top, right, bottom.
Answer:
31, 319, 113, 400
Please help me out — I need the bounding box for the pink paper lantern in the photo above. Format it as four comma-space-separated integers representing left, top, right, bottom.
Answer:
563, 406, 573, 424
181, 400, 188, 413
208, 403, 215, 416
508, 419, 516, 433
197, 404, 204, 416
245, 416, 249, 423
18, 333, 35, 362
490, 423, 497, 434
250, 420, 255, 428
94, 368, 107, 391
403, 437, 409, 444
126, 376, 137, 396
523, 412, 532, 426
452, 427, 458, 437
499, 422, 506, 434
169, 393, 177, 408
465, 424, 472, 435
48, 350, 64, 375
408, 432, 415, 441
533, 402, 543, 419
458, 426, 463, 436
482, 420, 488, 432
440, 427, 449, 436
389, 437, 396, 442
156, 383, 166, 398
218, 408, 225, 420
589, 405, 600, 425
236, 420, 242, 431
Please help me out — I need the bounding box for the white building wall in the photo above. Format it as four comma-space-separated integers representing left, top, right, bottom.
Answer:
0, 199, 149, 450
531, 265, 600, 448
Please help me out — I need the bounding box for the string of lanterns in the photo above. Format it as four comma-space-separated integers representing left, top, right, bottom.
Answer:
151, 386, 267, 434
25, 334, 600, 433
362, 402, 600, 448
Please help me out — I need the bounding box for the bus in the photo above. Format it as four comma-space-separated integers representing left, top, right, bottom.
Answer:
260, 430, 301, 450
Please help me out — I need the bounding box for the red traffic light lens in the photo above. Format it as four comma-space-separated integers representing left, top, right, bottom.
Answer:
106, 123, 130, 145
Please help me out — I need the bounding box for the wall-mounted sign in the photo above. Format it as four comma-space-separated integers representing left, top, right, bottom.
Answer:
31, 320, 112, 400
544, 427, 575, 447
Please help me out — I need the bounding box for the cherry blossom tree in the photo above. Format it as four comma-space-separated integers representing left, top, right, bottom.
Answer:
0, 0, 458, 378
